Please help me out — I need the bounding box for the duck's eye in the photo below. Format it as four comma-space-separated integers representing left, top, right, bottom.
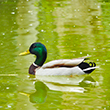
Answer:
32, 45, 37, 48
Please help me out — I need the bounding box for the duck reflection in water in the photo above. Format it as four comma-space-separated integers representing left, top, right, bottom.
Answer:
29, 81, 49, 104
20, 75, 98, 104
19, 80, 49, 104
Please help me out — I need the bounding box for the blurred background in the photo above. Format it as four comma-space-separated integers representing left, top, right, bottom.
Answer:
0, 0, 110, 110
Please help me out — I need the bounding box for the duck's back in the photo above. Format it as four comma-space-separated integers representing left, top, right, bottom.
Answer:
42, 58, 85, 69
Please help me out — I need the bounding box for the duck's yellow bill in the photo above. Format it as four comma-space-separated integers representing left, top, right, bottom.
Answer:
19, 50, 30, 56
19, 92, 30, 97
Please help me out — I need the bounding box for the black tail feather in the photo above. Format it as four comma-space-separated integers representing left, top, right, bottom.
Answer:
78, 62, 96, 74
84, 58, 90, 60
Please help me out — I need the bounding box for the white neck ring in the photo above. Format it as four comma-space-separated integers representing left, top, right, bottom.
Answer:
33, 62, 38, 67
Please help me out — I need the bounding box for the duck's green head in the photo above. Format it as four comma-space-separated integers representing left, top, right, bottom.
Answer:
29, 42, 47, 56
19, 42, 47, 66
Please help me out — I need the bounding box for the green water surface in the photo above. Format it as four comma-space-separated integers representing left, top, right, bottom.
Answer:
0, 0, 110, 110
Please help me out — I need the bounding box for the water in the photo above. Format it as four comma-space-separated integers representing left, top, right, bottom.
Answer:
0, 0, 110, 109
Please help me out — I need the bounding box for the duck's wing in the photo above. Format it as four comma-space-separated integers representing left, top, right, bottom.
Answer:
42, 56, 89, 68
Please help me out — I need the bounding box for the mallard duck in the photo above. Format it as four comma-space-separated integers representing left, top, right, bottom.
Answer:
19, 42, 97, 75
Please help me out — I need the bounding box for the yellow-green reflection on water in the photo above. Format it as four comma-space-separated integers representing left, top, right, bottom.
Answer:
0, 0, 110, 110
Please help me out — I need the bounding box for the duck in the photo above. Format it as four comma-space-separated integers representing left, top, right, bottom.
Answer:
19, 42, 97, 76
